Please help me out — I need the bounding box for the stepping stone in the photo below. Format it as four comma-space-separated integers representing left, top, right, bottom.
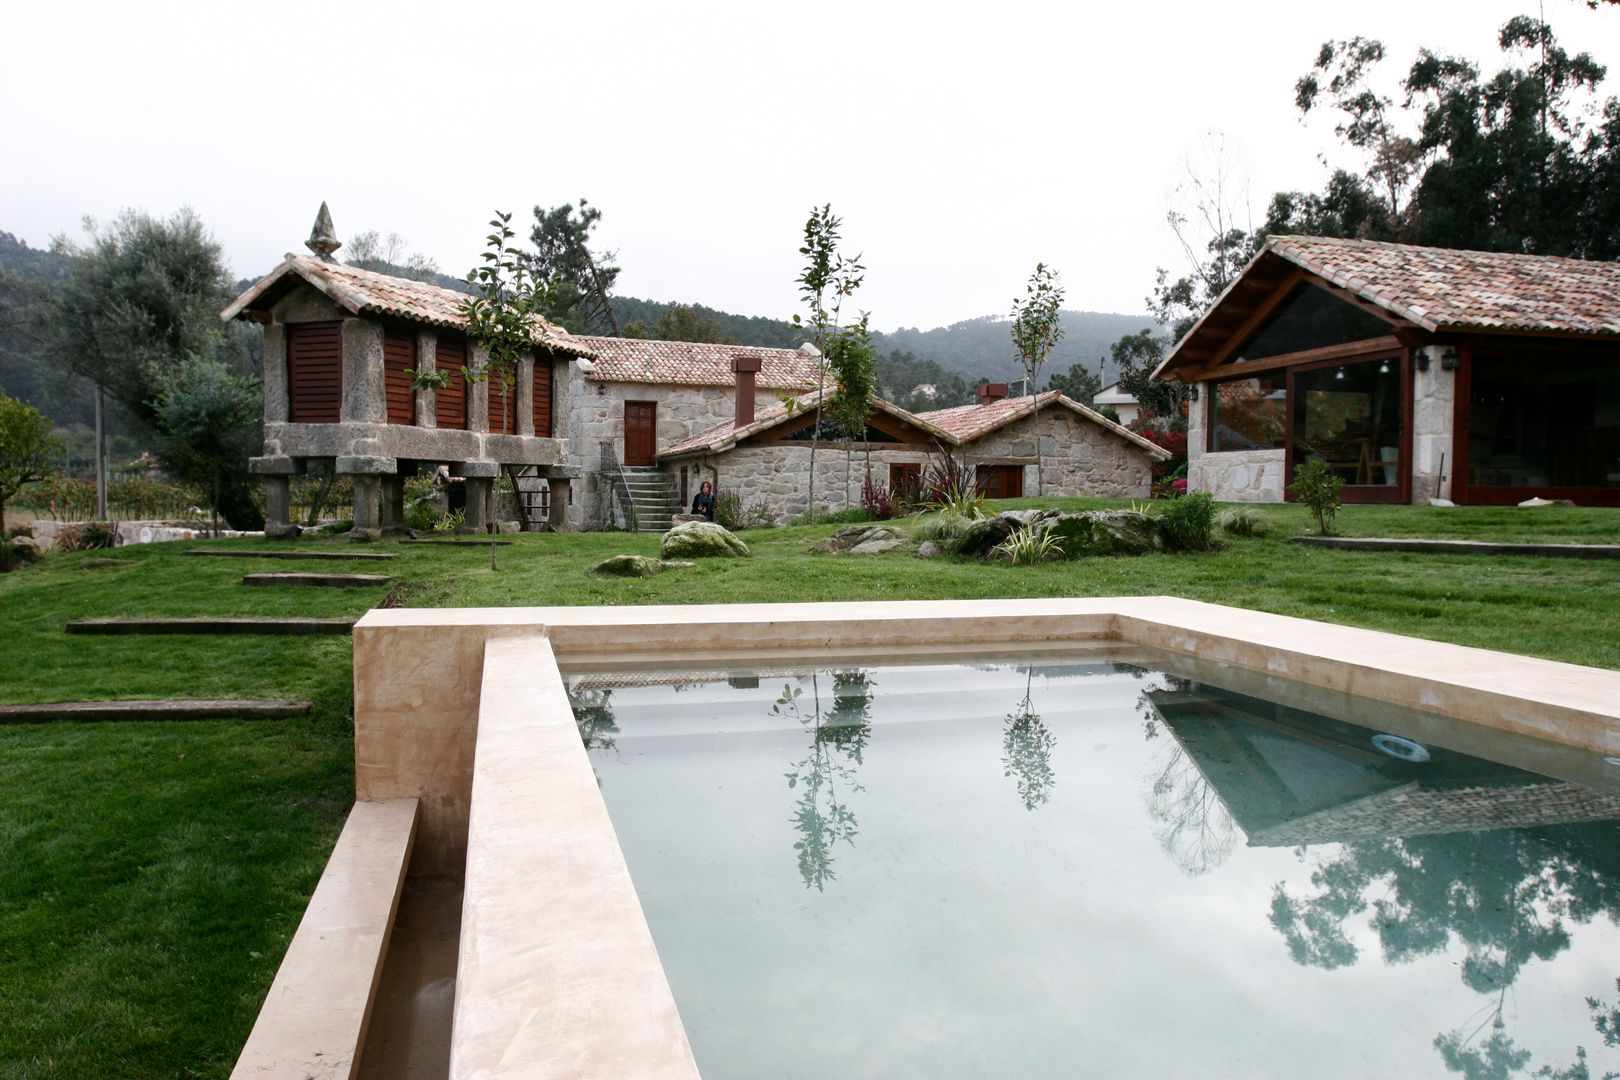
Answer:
184, 549, 395, 561
399, 540, 513, 547
67, 617, 356, 636
1289, 536, 1620, 560
0, 699, 311, 724
243, 573, 394, 588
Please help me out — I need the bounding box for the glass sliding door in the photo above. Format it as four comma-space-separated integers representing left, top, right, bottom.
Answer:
1288, 351, 1408, 503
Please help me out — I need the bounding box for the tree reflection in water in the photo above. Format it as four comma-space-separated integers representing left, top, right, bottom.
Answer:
569, 687, 619, 754
1002, 668, 1057, 811
1269, 824, 1620, 1078
777, 670, 873, 892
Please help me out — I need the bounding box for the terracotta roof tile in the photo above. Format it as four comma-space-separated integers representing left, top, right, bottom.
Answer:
658, 390, 957, 460
914, 392, 1169, 459
573, 336, 821, 390
221, 255, 593, 357
1265, 235, 1620, 336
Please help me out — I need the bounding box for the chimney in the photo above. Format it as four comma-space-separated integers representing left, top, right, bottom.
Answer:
976, 382, 1009, 406
733, 355, 763, 427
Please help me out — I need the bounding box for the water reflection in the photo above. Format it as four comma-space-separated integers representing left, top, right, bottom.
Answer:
1002, 669, 1057, 811
568, 686, 619, 754
1145, 678, 1620, 1078
776, 671, 873, 892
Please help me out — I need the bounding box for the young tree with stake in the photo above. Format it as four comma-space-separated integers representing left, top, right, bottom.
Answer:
1009, 263, 1065, 496
792, 206, 866, 520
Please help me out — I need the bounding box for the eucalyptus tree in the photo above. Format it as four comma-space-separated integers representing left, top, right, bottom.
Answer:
1009, 263, 1065, 496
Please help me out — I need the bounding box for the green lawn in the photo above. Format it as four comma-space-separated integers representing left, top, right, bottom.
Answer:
2, 498, 1619, 1077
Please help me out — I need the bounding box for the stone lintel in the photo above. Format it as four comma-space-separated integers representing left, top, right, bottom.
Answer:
250, 456, 298, 476
453, 461, 502, 479
336, 455, 398, 476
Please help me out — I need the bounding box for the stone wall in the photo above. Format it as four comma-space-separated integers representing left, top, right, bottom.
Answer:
1189, 449, 1288, 502
967, 406, 1156, 499
681, 405, 1158, 523
562, 367, 785, 527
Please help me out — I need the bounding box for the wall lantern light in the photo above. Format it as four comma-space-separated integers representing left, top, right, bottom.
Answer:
1378, 359, 1391, 375
1334, 367, 1346, 381
1188, 383, 1201, 401
1439, 347, 1460, 371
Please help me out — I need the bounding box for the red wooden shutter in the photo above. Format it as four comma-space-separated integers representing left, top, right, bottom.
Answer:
436, 336, 467, 430
489, 374, 511, 434
286, 321, 343, 424
383, 327, 416, 426
532, 354, 553, 438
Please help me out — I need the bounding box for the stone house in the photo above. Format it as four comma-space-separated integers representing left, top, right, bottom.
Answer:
1154, 235, 1620, 505
658, 382, 1167, 522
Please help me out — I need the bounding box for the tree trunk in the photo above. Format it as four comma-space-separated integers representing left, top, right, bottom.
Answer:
94, 385, 107, 521
306, 472, 334, 527
1, 496, 8, 572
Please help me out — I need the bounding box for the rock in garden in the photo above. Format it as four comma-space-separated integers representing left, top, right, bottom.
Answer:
916, 540, 944, 559
1037, 510, 1163, 557
659, 520, 750, 559
590, 555, 694, 577
848, 537, 904, 555
951, 510, 1058, 557
817, 525, 899, 553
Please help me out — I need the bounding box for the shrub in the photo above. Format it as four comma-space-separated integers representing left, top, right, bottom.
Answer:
1, 536, 41, 569
821, 508, 873, 525
431, 509, 464, 535
714, 492, 744, 529
860, 475, 895, 521
739, 501, 777, 530
1288, 460, 1344, 535
992, 526, 1064, 565
911, 510, 971, 543
326, 518, 355, 535
404, 500, 438, 532
1217, 506, 1269, 538
921, 444, 979, 511
1156, 492, 1216, 551
56, 522, 118, 552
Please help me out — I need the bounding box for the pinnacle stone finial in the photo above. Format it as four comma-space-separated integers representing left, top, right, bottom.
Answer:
305, 202, 341, 260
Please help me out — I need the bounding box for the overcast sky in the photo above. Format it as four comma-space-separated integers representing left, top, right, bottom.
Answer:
3, 1, 1614, 331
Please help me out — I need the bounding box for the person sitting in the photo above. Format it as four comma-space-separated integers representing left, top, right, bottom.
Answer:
691, 480, 716, 522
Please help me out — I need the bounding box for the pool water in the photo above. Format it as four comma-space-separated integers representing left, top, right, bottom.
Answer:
568, 648, 1620, 1079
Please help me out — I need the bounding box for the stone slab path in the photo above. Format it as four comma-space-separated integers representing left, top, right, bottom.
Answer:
68, 617, 356, 635
399, 540, 513, 547
243, 573, 394, 588
1290, 536, 1620, 559
184, 549, 395, 561
0, 699, 312, 723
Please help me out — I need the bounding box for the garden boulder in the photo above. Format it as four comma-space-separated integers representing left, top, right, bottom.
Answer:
951, 510, 1060, 557
1035, 510, 1162, 557
817, 525, 902, 554
590, 555, 695, 578
660, 521, 750, 559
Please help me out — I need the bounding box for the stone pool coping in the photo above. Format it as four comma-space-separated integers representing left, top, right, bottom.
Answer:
338, 596, 1620, 1079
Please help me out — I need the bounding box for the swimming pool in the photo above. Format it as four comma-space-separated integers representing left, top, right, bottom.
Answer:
572, 646, 1620, 1080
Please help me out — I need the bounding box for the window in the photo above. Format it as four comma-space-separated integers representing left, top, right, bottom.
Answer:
1209, 372, 1287, 451
286, 321, 343, 424
435, 336, 467, 430
383, 327, 416, 425
1467, 352, 1620, 490
1291, 357, 1403, 487
975, 464, 1023, 500
1232, 282, 1392, 363
889, 463, 922, 502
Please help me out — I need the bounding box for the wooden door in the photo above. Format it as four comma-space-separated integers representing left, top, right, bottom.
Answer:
624, 401, 656, 466
383, 327, 416, 426
287, 321, 343, 423
975, 464, 1023, 500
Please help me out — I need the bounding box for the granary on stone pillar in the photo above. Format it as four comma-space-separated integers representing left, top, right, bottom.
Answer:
221, 204, 594, 539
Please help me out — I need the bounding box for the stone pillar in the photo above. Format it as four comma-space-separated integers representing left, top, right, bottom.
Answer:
516, 356, 535, 437
462, 478, 492, 534
380, 475, 406, 534
351, 475, 383, 541
468, 345, 491, 434
341, 319, 387, 424
262, 475, 298, 540
1411, 346, 1456, 503
263, 324, 288, 423
547, 478, 571, 531
415, 330, 438, 428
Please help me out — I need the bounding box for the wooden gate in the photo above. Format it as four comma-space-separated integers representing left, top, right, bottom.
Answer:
624, 401, 656, 466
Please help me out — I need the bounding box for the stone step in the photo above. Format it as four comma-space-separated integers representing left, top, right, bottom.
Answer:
243, 573, 395, 588
67, 617, 356, 636
0, 699, 312, 724
184, 549, 395, 561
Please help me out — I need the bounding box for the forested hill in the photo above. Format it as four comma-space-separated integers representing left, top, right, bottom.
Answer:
611, 296, 1156, 386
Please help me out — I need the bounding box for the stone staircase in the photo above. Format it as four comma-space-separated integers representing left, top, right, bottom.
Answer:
619, 466, 680, 533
